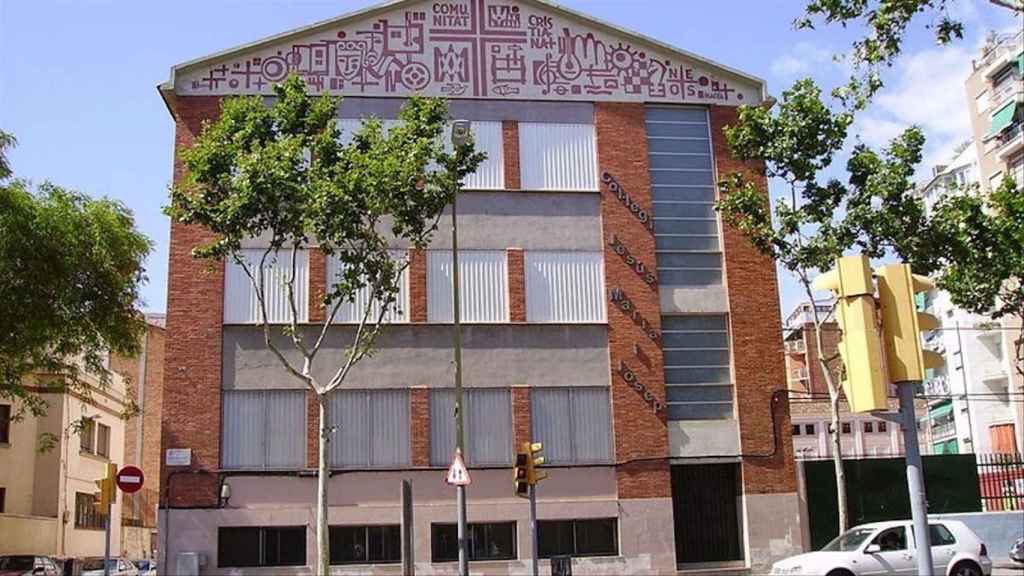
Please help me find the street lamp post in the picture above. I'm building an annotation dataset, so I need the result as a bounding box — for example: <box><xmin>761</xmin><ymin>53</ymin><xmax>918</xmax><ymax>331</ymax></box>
<box><xmin>450</xmin><ymin>120</ymin><xmax>471</xmax><ymax>576</ymax></box>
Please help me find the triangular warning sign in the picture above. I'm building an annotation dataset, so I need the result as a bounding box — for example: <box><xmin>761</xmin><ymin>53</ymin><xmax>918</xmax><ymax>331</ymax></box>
<box><xmin>446</xmin><ymin>451</ymin><xmax>471</xmax><ymax>486</ymax></box>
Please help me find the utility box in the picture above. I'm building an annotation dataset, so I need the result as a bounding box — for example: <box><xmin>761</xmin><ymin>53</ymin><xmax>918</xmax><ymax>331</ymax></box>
<box><xmin>175</xmin><ymin>552</ymin><xmax>204</xmax><ymax>576</ymax></box>
<box><xmin>551</xmin><ymin>555</ymin><xmax>572</xmax><ymax>576</ymax></box>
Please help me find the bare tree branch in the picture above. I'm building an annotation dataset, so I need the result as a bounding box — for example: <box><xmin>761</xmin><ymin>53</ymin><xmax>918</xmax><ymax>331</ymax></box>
<box><xmin>989</xmin><ymin>0</ymin><xmax>1023</xmax><ymax>12</ymax></box>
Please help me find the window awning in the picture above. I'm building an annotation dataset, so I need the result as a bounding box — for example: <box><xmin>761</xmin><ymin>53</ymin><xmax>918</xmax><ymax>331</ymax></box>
<box><xmin>986</xmin><ymin>101</ymin><xmax>1018</xmax><ymax>138</ymax></box>
<box><xmin>1018</xmin><ymin>51</ymin><xmax>1024</xmax><ymax>75</ymax></box>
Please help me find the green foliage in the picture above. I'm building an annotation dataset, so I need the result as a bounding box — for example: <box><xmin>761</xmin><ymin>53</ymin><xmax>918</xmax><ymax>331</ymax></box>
<box><xmin>166</xmin><ymin>74</ymin><xmax>484</xmax><ymax>368</ymax></box>
<box><xmin>716</xmin><ymin>79</ymin><xmax>935</xmax><ymax>277</ymax></box>
<box><xmin>931</xmin><ymin>176</ymin><xmax>1024</xmax><ymax>372</ymax></box>
<box><xmin>0</xmin><ymin>132</ymin><xmax>153</xmax><ymax>417</ymax></box>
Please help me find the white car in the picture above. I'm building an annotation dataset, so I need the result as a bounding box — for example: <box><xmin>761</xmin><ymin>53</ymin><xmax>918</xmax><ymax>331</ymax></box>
<box><xmin>771</xmin><ymin>519</ymin><xmax>992</xmax><ymax>576</ymax></box>
<box><xmin>79</xmin><ymin>557</ymin><xmax>139</xmax><ymax>576</ymax></box>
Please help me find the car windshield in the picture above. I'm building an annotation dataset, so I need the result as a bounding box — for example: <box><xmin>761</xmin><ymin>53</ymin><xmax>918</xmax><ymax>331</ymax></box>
<box><xmin>0</xmin><ymin>557</ymin><xmax>35</xmax><ymax>570</ymax></box>
<box><xmin>822</xmin><ymin>527</ymin><xmax>877</xmax><ymax>552</ymax></box>
<box><xmin>80</xmin><ymin>558</ymin><xmax>116</xmax><ymax>570</ymax></box>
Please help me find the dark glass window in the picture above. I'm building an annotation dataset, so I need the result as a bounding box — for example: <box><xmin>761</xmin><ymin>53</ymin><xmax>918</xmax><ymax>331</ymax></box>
<box><xmin>791</xmin><ymin>425</ymin><xmax>801</xmax><ymax>436</ymax></box>
<box><xmin>218</xmin><ymin>526</ymin><xmax>305</xmax><ymax>567</ymax></box>
<box><xmin>841</xmin><ymin>422</ymin><xmax>852</xmax><ymax>434</ymax></box>
<box><xmin>0</xmin><ymin>487</ymin><xmax>6</xmax><ymax>513</ymax></box>
<box><xmin>432</xmin><ymin>522</ymin><xmax>516</xmax><ymax>562</ymax></box>
<box><xmin>539</xmin><ymin>518</ymin><xmax>618</xmax><ymax>558</ymax></box>
<box><xmin>0</xmin><ymin>404</ymin><xmax>11</xmax><ymax>443</ymax></box>
<box><xmin>74</xmin><ymin>492</ymin><xmax>104</xmax><ymax>529</ymax></box>
<box><xmin>330</xmin><ymin>525</ymin><xmax>400</xmax><ymax>564</ymax></box>
<box><xmin>910</xmin><ymin>524</ymin><xmax>958</xmax><ymax>547</ymax></box>
<box><xmin>97</xmin><ymin>423</ymin><xmax>110</xmax><ymax>458</ymax></box>
<box><xmin>863</xmin><ymin>421</ymin><xmax>874</xmax><ymax>433</ymax></box>
<box><xmin>878</xmin><ymin>421</ymin><xmax>888</xmax><ymax>433</ymax></box>
<box><xmin>80</xmin><ymin>419</ymin><xmax>95</xmax><ymax>453</ymax></box>
<box><xmin>805</xmin><ymin>424</ymin><xmax>816</xmax><ymax>435</ymax></box>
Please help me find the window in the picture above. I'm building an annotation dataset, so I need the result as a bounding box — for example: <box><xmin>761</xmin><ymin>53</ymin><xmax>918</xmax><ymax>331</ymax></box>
<box><xmin>863</xmin><ymin>421</ymin><xmax>874</xmax><ymax>434</ymax></box>
<box><xmin>792</xmin><ymin>425</ymin><xmax>801</xmax><ymax>436</ymax></box>
<box><xmin>871</xmin><ymin>526</ymin><xmax>907</xmax><ymax>551</ymax></box>
<box><xmin>218</xmin><ymin>526</ymin><xmax>306</xmax><ymax>568</ymax></box>
<box><xmin>430</xmin><ymin>389</ymin><xmax>512</xmax><ymax>466</ymax></box>
<box><xmin>223</xmin><ymin>248</ymin><xmax>309</xmax><ymax>324</ymax></box>
<box><xmin>80</xmin><ymin>419</ymin><xmax>95</xmax><ymax>454</ymax></box>
<box><xmin>427</xmin><ymin>250</ymin><xmax>508</xmax><ymax>323</ymax></box>
<box><xmin>531</xmin><ymin>388</ymin><xmax>612</xmax><ymax>464</ymax></box>
<box><xmin>330</xmin><ymin>525</ymin><xmax>401</xmax><ymax>564</ymax></box>
<box><xmin>538</xmin><ymin>518</ymin><xmax>618</xmax><ymax>558</ymax></box>
<box><xmin>645</xmin><ymin>107</ymin><xmax>722</xmax><ymax>286</ymax></box>
<box><xmin>878</xmin><ymin>421</ymin><xmax>888</xmax><ymax>433</ymax></box>
<box><xmin>0</xmin><ymin>487</ymin><xmax>5</xmax><ymax>513</ymax></box>
<box><xmin>989</xmin><ymin>171</ymin><xmax>1004</xmax><ymax>192</ymax></box>
<box><xmin>929</xmin><ymin>524</ymin><xmax>957</xmax><ymax>546</ymax></box>
<box><xmin>661</xmin><ymin>315</ymin><xmax>733</xmax><ymax>420</ymax></box>
<box><xmin>524</xmin><ymin>252</ymin><xmax>606</xmax><ymax>323</ymax></box>
<box><xmin>432</xmin><ymin>522</ymin><xmax>517</xmax><ymax>562</ymax></box>
<box><xmin>221</xmin><ymin>390</ymin><xmax>306</xmax><ymax>469</ymax></box>
<box><xmin>328</xmin><ymin>390</ymin><xmax>410</xmax><ymax>467</ymax></box>
<box><xmin>0</xmin><ymin>404</ymin><xmax>10</xmax><ymax>443</ymax></box>
<box><xmin>976</xmin><ymin>89</ymin><xmax>990</xmax><ymax>113</ymax></box>
<box><xmin>457</xmin><ymin>121</ymin><xmax>504</xmax><ymax>190</ymax></box>
<box><xmin>75</xmin><ymin>492</ymin><xmax>104</xmax><ymax>529</ymax></box>
<box><xmin>327</xmin><ymin>251</ymin><xmax>410</xmax><ymax>324</ymax></box>
<box><xmin>805</xmin><ymin>424</ymin><xmax>816</xmax><ymax>435</ymax></box>
<box><xmin>841</xmin><ymin>422</ymin><xmax>852</xmax><ymax>435</ymax></box>
<box><xmin>518</xmin><ymin>123</ymin><xmax>598</xmax><ymax>191</ymax></box>
<box><xmin>96</xmin><ymin>423</ymin><xmax>110</xmax><ymax>458</ymax></box>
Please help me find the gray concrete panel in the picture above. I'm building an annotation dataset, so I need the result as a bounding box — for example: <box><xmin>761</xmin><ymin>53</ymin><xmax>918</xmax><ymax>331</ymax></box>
<box><xmin>660</xmin><ymin>284</ymin><xmax>730</xmax><ymax>314</ymax></box>
<box><xmin>223</xmin><ymin>324</ymin><xmax>610</xmax><ymax>390</ymax></box>
<box><xmin>334</xmin><ymin>97</ymin><xmax>594</xmax><ymax>123</ymax></box>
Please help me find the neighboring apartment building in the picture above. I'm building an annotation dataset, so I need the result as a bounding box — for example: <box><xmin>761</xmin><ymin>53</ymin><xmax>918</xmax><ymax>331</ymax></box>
<box><xmin>917</xmin><ymin>145</ymin><xmax>1022</xmax><ymax>455</ymax></box>
<box><xmin>0</xmin><ymin>316</ymin><xmax>165</xmax><ymax>560</ymax></box>
<box><xmin>156</xmin><ymin>1</ymin><xmax>802</xmax><ymax>573</ymax></box>
<box><xmin>784</xmin><ymin>302</ymin><xmax>930</xmax><ymax>459</ymax></box>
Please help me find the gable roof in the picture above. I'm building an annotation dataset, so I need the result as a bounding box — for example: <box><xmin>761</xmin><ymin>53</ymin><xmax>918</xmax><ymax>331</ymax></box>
<box><xmin>162</xmin><ymin>0</ymin><xmax>766</xmax><ymax>105</ymax></box>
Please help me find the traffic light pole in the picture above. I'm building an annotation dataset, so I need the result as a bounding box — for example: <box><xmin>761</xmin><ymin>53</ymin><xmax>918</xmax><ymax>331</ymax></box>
<box><xmin>529</xmin><ymin>484</ymin><xmax>538</xmax><ymax>576</ymax></box>
<box><xmin>104</xmin><ymin>495</ymin><xmax>112</xmax><ymax>576</ymax></box>
<box><xmin>451</xmin><ymin>157</ymin><xmax>469</xmax><ymax>576</ymax></box>
<box><xmin>897</xmin><ymin>382</ymin><xmax>934</xmax><ymax>575</ymax></box>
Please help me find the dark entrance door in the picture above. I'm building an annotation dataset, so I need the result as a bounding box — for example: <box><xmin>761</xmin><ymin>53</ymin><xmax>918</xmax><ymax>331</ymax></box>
<box><xmin>671</xmin><ymin>463</ymin><xmax>743</xmax><ymax>564</ymax></box>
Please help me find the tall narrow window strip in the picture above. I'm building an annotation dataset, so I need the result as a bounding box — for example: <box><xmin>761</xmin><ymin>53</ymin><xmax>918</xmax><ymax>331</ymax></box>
<box><xmin>645</xmin><ymin>107</ymin><xmax>723</xmax><ymax>286</ymax></box>
<box><xmin>224</xmin><ymin>248</ymin><xmax>309</xmax><ymax>324</ymax></box>
<box><xmin>525</xmin><ymin>252</ymin><xmax>606</xmax><ymax>323</ymax></box>
<box><xmin>429</xmin><ymin>389</ymin><xmax>512</xmax><ymax>466</ymax></box>
<box><xmin>661</xmin><ymin>314</ymin><xmax>734</xmax><ymax>420</ymax></box>
<box><xmin>426</xmin><ymin>250</ymin><xmax>508</xmax><ymax>323</ymax></box>
<box><xmin>326</xmin><ymin>251</ymin><xmax>410</xmax><ymax>324</ymax></box>
<box><xmin>329</xmin><ymin>389</ymin><xmax>410</xmax><ymax>468</ymax></box>
<box><xmin>222</xmin><ymin>390</ymin><xmax>305</xmax><ymax>469</ymax></box>
<box><xmin>519</xmin><ymin>123</ymin><xmax>598</xmax><ymax>191</ymax></box>
<box><xmin>0</xmin><ymin>404</ymin><xmax>12</xmax><ymax>444</ymax></box>
<box><xmin>97</xmin><ymin>423</ymin><xmax>110</xmax><ymax>458</ymax></box>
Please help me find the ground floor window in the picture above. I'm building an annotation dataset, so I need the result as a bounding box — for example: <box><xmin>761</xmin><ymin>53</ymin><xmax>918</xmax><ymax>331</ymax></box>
<box><xmin>330</xmin><ymin>525</ymin><xmax>401</xmax><ymax>564</ymax></box>
<box><xmin>74</xmin><ymin>492</ymin><xmax>104</xmax><ymax>530</ymax></box>
<box><xmin>218</xmin><ymin>526</ymin><xmax>306</xmax><ymax>568</ymax></box>
<box><xmin>671</xmin><ymin>463</ymin><xmax>744</xmax><ymax>564</ymax></box>
<box><xmin>432</xmin><ymin>522</ymin><xmax>516</xmax><ymax>562</ymax></box>
<box><xmin>538</xmin><ymin>518</ymin><xmax>618</xmax><ymax>558</ymax></box>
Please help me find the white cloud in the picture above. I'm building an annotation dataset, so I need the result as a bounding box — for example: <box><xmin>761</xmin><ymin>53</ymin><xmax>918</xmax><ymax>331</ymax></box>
<box><xmin>770</xmin><ymin>42</ymin><xmax>837</xmax><ymax>77</ymax></box>
<box><xmin>852</xmin><ymin>43</ymin><xmax>975</xmax><ymax>173</ymax></box>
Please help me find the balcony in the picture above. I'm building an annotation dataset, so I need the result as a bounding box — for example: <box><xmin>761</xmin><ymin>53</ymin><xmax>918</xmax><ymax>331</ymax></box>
<box><xmin>925</xmin><ymin>376</ymin><xmax>951</xmax><ymax>397</ymax></box>
<box><xmin>931</xmin><ymin>420</ymin><xmax>957</xmax><ymax>441</ymax></box>
<box><xmin>785</xmin><ymin>339</ymin><xmax>806</xmax><ymax>354</ymax></box>
<box><xmin>995</xmin><ymin>122</ymin><xmax>1023</xmax><ymax>160</ymax></box>
<box><xmin>980</xmin><ymin>31</ymin><xmax>1023</xmax><ymax>79</ymax></box>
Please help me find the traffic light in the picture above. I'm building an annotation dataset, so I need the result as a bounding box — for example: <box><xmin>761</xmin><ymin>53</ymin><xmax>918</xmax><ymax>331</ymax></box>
<box><xmin>514</xmin><ymin>451</ymin><xmax>530</xmax><ymax>498</ymax></box>
<box><xmin>875</xmin><ymin>264</ymin><xmax>944</xmax><ymax>383</ymax></box>
<box><xmin>93</xmin><ymin>462</ymin><xmax>117</xmax><ymax>514</ymax></box>
<box><xmin>813</xmin><ymin>255</ymin><xmax>888</xmax><ymax>413</ymax></box>
<box><xmin>524</xmin><ymin>442</ymin><xmax>547</xmax><ymax>485</ymax></box>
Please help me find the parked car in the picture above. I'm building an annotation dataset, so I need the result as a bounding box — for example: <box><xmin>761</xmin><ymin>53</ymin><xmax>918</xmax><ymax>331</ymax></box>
<box><xmin>78</xmin><ymin>558</ymin><xmax>138</xmax><ymax>576</ymax></box>
<box><xmin>131</xmin><ymin>560</ymin><xmax>156</xmax><ymax>576</ymax></box>
<box><xmin>771</xmin><ymin>519</ymin><xmax>992</xmax><ymax>576</ymax></box>
<box><xmin>0</xmin><ymin>556</ymin><xmax>61</xmax><ymax>576</ymax></box>
<box><xmin>1011</xmin><ymin>537</ymin><xmax>1024</xmax><ymax>564</ymax></box>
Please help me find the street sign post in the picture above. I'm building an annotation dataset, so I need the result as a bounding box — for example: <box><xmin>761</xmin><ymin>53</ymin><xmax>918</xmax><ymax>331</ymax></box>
<box><xmin>116</xmin><ymin>466</ymin><xmax>144</xmax><ymax>494</ymax></box>
<box><xmin>446</xmin><ymin>451</ymin><xmax>471</xmax><ymax>486</ymax></box>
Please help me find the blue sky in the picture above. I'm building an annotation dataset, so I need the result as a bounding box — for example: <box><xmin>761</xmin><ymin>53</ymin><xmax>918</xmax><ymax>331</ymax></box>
<box><xmin>0</xmin><ymin>0</ymin><xmax>1018</xmax><ymax>316</ymax></box>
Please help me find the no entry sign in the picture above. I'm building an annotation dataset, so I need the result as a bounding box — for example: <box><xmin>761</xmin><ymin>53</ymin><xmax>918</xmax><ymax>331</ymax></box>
<box><xmin>116</xmin><ymin>465</ymin><xmax>144</xmax><ymax>493</ymax></box>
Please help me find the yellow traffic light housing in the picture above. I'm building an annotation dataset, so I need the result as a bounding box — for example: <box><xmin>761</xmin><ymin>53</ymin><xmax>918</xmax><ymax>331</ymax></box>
<box><xmin>94</xmin><ymin>462</ymin><xmax>117</xmax><ymax>513</ymax></box>
<box><xmin>875</xmin><ymin>264</ymin><xmax>944</xmax><ymax>383</ymax></box>
<box><xmin>813</xmin><ymin>255</ymin><xmax>888</xmax><ymax>413</ymax></box>
<box><xmin>524</xmin><ymin>442</ymin><xmax>547</xmax><ymax>485</ymax></box>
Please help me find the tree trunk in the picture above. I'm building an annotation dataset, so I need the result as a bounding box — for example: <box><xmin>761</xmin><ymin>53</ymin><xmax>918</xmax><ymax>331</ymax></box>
<box><xmin>829</xmin><ymin>391</ymin><xmax>849</xmax><ymax>533</ymax></box>
<box><xmin>317</xmin><ymin>394</ymin><xmax>330</xmax><ymax>575</ymax></box>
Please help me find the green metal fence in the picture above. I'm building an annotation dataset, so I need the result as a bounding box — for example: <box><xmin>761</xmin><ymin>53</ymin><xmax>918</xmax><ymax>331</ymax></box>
<box><xmin>803</xmin><ymin>454</ymin><xmax>982</xmax><ymax>550</ymax></box>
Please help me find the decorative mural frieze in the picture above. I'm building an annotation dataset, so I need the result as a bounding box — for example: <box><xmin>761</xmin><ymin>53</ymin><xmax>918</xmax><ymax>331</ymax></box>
<box><xmin>174</xmin><ymin>0</ymin><xmax>759</xmax><ymax>104</ymax></box>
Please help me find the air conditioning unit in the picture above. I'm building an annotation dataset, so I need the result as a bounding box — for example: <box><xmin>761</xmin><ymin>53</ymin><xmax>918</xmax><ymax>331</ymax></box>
<box><xmin>176</xmin><ymin>552</ymin><xmax>205</xmax><ymax>576</ymax></box>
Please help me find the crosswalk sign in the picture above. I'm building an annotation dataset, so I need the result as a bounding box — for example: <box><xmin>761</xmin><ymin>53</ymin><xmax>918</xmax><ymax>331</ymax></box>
<box><xmin>446</xmin><ymin>451</ymin><xmax>471</xmax><ymax>486</ymax></box>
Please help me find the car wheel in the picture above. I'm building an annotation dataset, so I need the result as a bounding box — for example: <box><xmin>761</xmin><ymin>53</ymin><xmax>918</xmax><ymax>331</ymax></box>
<box><xmin>826</xmin><ymin>570</ymin><xmax>855</xmax><ymax>576</ymax></box>
<box><xmin>950</xmin><ymin>560</ymin><xmax>982</xmax><ymax>576</ymax></box>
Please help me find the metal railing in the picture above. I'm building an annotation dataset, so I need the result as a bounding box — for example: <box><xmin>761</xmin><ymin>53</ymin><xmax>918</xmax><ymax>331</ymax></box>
<box><xmin>977</xmin><ymin>452</ymin><xmax>1024</xmax><ymax>511</ymax></box>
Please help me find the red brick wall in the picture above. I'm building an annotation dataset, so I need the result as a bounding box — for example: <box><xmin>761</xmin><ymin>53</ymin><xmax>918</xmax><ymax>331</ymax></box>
<box><xmin>502</xmin><ymin>120</ymin><xmax>521</xmax><ymax>190</ymax></box>
<box><xmin>161</xmin><ymin>95</ymin><xmax>224</xmax><ymax>507</ymax></box>
<box><xmin>595</xmin><ymin>102</ymin><xmax>671</xmax><ymax>499</ymax></box>
<box><xmin>308</xmin><ymin>247</ymin><xmax>327</xmax><ymax>323</ymax></box>
<box><xmin>512</xmin><ymin>386</ymin><xmax>531</xmax><ymax>450</ymax></box>
<box><xmin>507</xmin><ymin>248</ymin><xmax>526</xmax><ymax>322</ymax></box>
<box><xmin>410</xmin><ymin>387</ymin><xmax>431</xmax><ymax>466</ymax></box>
<box><xmin>711</xmin><ymin>105</ymin><xmax>797</xmax><ymax>495</ymax></box>
<box><xmin>408</xmin><ymin>248</ymin><xmax>428</xmax><ymax>323</ymax></box>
